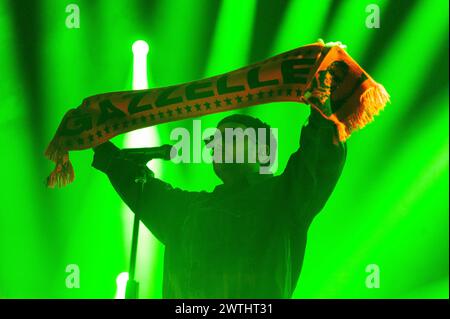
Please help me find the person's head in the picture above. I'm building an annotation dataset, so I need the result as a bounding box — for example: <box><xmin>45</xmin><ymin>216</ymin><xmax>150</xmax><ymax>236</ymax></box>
<box><xmin>328</xmin><ymin>60</ymin><xmax>349</xmax><ymax>92</ymax></box>
<box><xmin>204</xmin><ymin>114</ymin><xmax>277</xmax><ymax>184</ymax></box>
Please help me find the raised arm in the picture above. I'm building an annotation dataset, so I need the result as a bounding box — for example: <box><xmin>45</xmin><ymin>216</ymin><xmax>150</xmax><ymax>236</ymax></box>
<box><xmin>91</xmin><ymin>141</ymin><xmax>194</xmax><ymax>244</ymax></box>
<box><xmin>280</xmin><ymin>101</ymin><xmax>347</xmax><ymax>226</ymax></box>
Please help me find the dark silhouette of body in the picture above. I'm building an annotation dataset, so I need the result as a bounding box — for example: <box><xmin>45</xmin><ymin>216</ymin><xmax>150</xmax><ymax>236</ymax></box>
<box><xmin>92</xmin><ymin>89</ymin><xmax>347</xmax><ymax>298</ymax></box>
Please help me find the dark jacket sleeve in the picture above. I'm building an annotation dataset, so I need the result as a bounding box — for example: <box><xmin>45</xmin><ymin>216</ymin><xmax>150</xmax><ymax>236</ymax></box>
<box><xmin>91</xmin><ymin>141</ymin><xmax>192</xmax><ymax>244</ymax></box>
<box><xmin>280</xmin><ymin>108</ymin><xmax>347</xmax><ymax>225</ymax></box>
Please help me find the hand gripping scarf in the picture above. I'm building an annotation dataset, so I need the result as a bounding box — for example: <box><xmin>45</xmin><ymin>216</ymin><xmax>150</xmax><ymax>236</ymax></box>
<box><xmin>45</xmin><ymin>41</ymin><xmax>390</xmax><ymax>188</ymax></box>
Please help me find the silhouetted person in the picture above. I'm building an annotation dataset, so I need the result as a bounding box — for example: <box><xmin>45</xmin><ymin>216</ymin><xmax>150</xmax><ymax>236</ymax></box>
<box><xmin>92</xmin><ymin>74</ymin><xmax>347</xmax><ymax>298</ymax></box>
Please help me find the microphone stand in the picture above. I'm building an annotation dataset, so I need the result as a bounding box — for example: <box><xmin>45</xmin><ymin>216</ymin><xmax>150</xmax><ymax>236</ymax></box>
<box><xmin>125</xmin><ymin>162</ymin><xmax>149</xmax><ymax>299</ymax></box>
<box><xmin>119</xmin><ymin>145</ymin><xmax>172</xmax><ymax>299</ymax></box>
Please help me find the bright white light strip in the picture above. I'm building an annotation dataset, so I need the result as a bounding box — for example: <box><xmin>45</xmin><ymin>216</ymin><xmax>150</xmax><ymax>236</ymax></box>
<box><xmin>114</xmin><ymin>272</ymin><xmax>129</xmax><ymax>299</ymax></box>
<box><xmin>115</xmin><ymin>40</ymin><xmax>161</xmax><ymax>299</ymax></box>
<box><xmin>132</xmin><ymin>40</ymin><xmax>149</xmax><ymax>90</ymax></box>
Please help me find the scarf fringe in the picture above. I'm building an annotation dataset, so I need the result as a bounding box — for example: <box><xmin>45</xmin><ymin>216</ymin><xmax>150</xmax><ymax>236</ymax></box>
<box><xmin>44</xmin><ymin>140</ymin><xmax>74</xmax><ymax>188</ymax></box>
<box><xmin>332</xmin><ymin>82</ymin><xmax>391</xmax><ymax>141</ymax></box>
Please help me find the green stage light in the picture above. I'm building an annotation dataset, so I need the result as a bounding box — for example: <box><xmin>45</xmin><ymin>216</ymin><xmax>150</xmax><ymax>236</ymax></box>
<box><xmin>0</xmin><ymin>0</ymin><xmax>447</xmax><ymax>299</ymax></box>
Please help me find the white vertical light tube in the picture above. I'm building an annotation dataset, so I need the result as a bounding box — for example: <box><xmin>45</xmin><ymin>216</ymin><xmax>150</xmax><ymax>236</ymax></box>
<box><xmin>115</xmin><ymin>40</ymin><xmax>161</xmax><ymax>299</ymax></box>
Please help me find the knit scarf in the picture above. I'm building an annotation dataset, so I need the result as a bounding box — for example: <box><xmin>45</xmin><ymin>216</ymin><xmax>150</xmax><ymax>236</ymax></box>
<box><xmin>45</xmin><ymin>41</ymin><xmax>390</xmax><ymax>188</ymax></box>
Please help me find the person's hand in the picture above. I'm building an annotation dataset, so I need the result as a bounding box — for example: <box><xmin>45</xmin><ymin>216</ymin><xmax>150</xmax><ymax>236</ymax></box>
<box><xmin>302</xmin><ymin>69</ymin><xmax>332</xmax><ymax>116</ymax></box>
<box><xmin>93</xmin><ymin>141</ymin><xmax>117</xmax><ymax>153</ymax></box>
<box><xmin>304</xmin><ymin>89</ymin><xmax>332</xmax><ymax>117</ymax></box>
<box><xmin>317</xmin><ymin>38</ymin><xmax>347</xmax><ymax>50</ymax></box>
<box><xmin>91</xmin><ymin>141</ymin><xmax>120</xmax><ymax>173</ymax></box>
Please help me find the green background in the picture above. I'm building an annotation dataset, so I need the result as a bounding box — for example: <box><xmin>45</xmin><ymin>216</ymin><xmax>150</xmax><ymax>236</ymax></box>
<box><xmin>0</xmin><ymin>0</ymin><xmax>448</xmax><ymax>298</ymax></box>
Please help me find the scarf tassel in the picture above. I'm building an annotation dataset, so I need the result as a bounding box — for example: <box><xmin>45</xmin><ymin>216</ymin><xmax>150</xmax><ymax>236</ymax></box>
<box><xmin>45</xmin><ymin>139</ymin><xmax>74</xmax><ymax>188</ymax></box>
<box><xmin>331</xmin><ymin>82</ymin><xmax>391</xmax><ymax>141</ymax></box>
